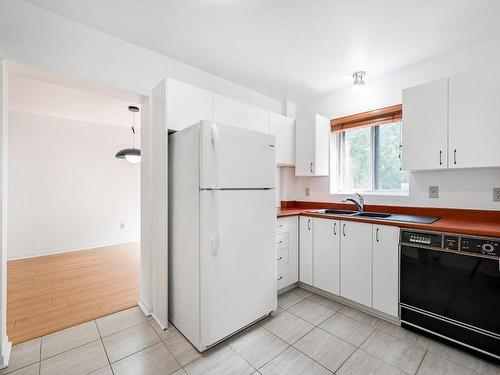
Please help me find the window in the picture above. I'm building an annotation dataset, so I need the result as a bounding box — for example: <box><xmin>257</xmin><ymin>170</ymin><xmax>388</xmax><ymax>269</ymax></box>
<box><xmin>330</xmin><ymin>105</ymin><xmax>408</xmax><ymax>194</ymax></box>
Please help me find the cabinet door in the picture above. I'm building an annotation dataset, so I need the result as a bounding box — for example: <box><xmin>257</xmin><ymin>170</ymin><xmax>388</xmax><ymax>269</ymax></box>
<box><xmin>449</xmin><ymin>69</ymin><xmax>500</xmax><ymax>168</ymax></box>
<box><xmin>299</xmin><ymin>216</ymin><xmax>313</xmax><ymax>285</ymax></box>
<box><xmin>269</xmin><ymin>112</ymin><xmax>295</xmax><ymax>166</ymax></box>
<box><xmin>372</xmin><ymin>225</ymin><xmax>399</xmax><ymax>317</ymax></box>
<box><xmin>314</xmin><ymin>114</ymin><xmax>330</xmax><ymax>176</ymax></box>
<box><xmin>313</xmin><ymin>218</ymin><xmax>340</xmax><ymax>295</ymax></box>
<box><xmin>340</xmin><ymin>221</ymin><xmax>372</xmax><ymax>307</ymax></box>
<box><xmin>295</xmin><ymin>115</ymin><xmax>315</xmax><ymax>176</ymax></box>
<box><xmin>213</xmin><ymin>94</ymin><xmax>269</xmax><ymax>133</ymax></box>
<box><xmin>402</xmin><ymin>78</ymin><xmax>448</xmax><ymax>171</ymax></box>
<box><xmin>295</xmin><ymin>114</ymin><xmax>330</xmax><ymax>176</ymax></box>
<box><xmin>167</xmin><ymin>79</ymin><xmax>213</xmax><ymax>131</ymax></box>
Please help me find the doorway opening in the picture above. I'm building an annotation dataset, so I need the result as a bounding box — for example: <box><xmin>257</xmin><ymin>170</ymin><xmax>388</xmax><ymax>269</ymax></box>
<box><xmin>6</xmin><ymin>64</ymin><xmax>146</xmax><ymax>344</ymax></box>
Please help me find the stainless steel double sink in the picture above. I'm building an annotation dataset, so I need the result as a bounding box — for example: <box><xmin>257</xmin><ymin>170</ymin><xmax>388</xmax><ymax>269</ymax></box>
<box><xmin>307</xmin><ymin>209</ymin><xmax>392</xmax><ymax>219</ymax></box>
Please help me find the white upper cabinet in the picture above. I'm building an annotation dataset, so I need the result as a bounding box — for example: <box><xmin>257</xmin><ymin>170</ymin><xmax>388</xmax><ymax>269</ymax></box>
<box><xmin>402</xmin><ymin>78</ymin><xmax>448</xmax><ymax>171</ymax></box>
<box><xmin>340</xmin><ymin>220</ymin><xmax>372</xmax><ymax>307</ymax></box>
<box><xmin>299</xmin><ymin>216</ymin><xmax>313</xmax><ymax>286</ymax></box>
<box><xmin>313</xmin><ymin>218</ymin><xmax>340</xmax><ymax>295</ymax></box>
<box><xmin>213</xmin><ymin>94</ymin><xmax>269</xmax><ymax>133</ymax></box>
<box><xmin>449</xmin><ymin>68</ymin><xmax>500</xmax><ymax>168</ymax></box>
<box><xmin>269</xmin><ymin>112</ymin><xmax>295</xmax><ymax>166</ymax></box>
<box><xmin>372</xmin><ymin>225</ymin><xmax>399</xmax><ymax>317</ymax></box>
<box><xmin>167</xmin><ymin>78</ymin><xmax>213</xmax><ymax>131</ymax></box>
<box><xmin>295</xmin><ymin>114</ymin><xmax>330</xmax><ymax>176</ymax></box>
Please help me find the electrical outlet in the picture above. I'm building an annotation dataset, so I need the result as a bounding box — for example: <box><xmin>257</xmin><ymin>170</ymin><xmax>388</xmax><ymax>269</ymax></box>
<box><xmin>493</xmin><ymin>188</ymin><xmax>500</xmax><ymax>202</ymax></box>
<box><xmin>120</xmin><ymin>223</ymin><xmax>125</xmax><ymax>229</ymax></box>
<box><xmin>429</xmin><ymin>186</ymin><xmax>439</xmax><ymax>199</ymax></box>
<box><xmin>305</xmin><ymin>187</ymin><xmax>310</xmax><ymax>197</ymax></box>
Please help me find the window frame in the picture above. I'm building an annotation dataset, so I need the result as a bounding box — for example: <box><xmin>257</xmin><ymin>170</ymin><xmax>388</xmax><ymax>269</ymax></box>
<box><xmin>329</xmin><ymin>105</ymin><xmax>408</xmax><ymax>195</ymax></box>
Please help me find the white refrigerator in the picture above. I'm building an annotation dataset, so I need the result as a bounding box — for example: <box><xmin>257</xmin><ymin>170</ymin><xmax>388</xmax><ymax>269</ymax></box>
<box><xmin>168</xmin><ymin>121</ymin><xmax>277</xmax><ymax>351</ymax></box>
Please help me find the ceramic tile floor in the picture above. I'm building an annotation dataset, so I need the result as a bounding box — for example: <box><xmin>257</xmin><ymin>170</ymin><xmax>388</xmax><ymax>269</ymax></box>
<box><xmin>1</xmin><ymin>288</ymin><xmax>499</xmax><ymax>375</ymax></box>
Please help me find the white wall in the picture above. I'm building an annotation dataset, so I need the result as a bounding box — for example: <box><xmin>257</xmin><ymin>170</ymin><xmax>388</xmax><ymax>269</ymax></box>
<box><xmin>8</xmin><ymin>110</ymin><xmax>140</xmax><ymax>259</ymax></box>
<box><xmin>291</xmin><ymin>36</ymin><xmax>500</xmax><ymax>210</ymax></box>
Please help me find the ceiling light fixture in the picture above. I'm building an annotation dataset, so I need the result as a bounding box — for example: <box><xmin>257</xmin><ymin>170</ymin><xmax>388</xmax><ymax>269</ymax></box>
<box><xmin>115</xmin><ymin>105</ymin><xmax>141</xmax><ymax>164</ymax></box>
<box><xmin>352</xmin><ymin>71</ymin><xmax>366</xmax><ymax>88</ymax></box>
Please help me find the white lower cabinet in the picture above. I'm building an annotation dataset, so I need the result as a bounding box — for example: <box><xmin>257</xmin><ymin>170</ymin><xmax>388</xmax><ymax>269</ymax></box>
<box><xmin>276</xmin><ymin>217</ymin><xmax>298</xmax><ymax>290</ymax></box>
<box><xmin>340</xmin><ymin>221</ymin><xmax>373</xmax><ymax>307</ymax></box>
<box><xmin>313</xmin><ymin>218</ymin><xmax>340</xmax><ymax>295</ymax></box>
<box><xmin>372</xmin><ymin>225</ymin><xmax>400</xmax><ymax>317</ymax></box>
<box><xmin>299</xmin><ymin>216</ymin><xmax>313</xmax><ymax>285</ymax></box>
<box><xmin>287</xmin><ymin>215</ymin><xmax>399</xmax><ymax>318</ymax></box>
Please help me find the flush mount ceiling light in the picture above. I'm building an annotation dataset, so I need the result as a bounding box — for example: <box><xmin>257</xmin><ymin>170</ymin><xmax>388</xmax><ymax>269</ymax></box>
<box><xmin>352</xmin><ymin>71</ymin><xmax>366</xmax><ymax>88</ymax></box>
<box><xmin>115</xmin><ymin>105</ymin><xmax>141</xmax><ymax>164</ymax></box>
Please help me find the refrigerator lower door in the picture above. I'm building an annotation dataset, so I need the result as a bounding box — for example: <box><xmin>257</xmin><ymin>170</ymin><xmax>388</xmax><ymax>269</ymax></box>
<box><xmin>200</xmin><ymin>189</ymin><xmax>277</xmax><ymax>348</ymax></box>
<box><xmin>200</xmin><ymin>121</ymin><xmax>276</xmax><ymax>189</ymax></box>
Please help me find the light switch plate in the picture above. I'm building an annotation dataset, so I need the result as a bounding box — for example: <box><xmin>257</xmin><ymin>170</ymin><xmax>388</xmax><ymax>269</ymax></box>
<box><xmin>429</xmin><ymin>186</ymin><xmax>439</xmax><ymax>198</ymax></box>
<box><xmin>305</xmin><ymin>187</ymin><xmax>310</xmax><ymax>197</ymax></box>
<box><xmin>493</xmin><ymin>188</ymin><xmax>500</xmax><ymax>202</ymax></box>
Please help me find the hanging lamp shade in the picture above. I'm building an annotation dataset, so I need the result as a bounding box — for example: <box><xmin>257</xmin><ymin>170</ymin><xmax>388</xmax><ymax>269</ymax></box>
<box><xmin>116</xmin><ymin>106</ymin><xmax>141</xmax><ymax>163</ymax></box>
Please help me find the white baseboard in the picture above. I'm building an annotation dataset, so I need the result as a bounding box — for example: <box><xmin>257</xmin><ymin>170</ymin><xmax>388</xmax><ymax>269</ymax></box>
<box><xmin>0</xmin><ymin>338</ymin><xmax>12</xmax><ymax>370</ymax></box>
<box><xmin>138</xmin><ymin>298</ymin><xmax>152</xmax><ymax>317</ymax></box>
<box><xmin>151</xmin><ymin>313</ymin><xmax>166</xmax><ymax>331</ymax></box>
<box><xmin>8</xmin><ymin>239</ymin><xmax>140</xmax><ymax>260</ymax></box>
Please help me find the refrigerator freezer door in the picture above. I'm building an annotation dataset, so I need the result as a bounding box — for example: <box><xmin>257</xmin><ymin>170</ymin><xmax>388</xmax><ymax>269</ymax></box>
<box><xmin>200</xmin><ymin>189</ymin><xmax>277</xmax><ymax>348</ymax></box>
<box><xmin>200</xmin><ymin>121</ymin><xmax>276</xmax><ymax>189</ymax></box>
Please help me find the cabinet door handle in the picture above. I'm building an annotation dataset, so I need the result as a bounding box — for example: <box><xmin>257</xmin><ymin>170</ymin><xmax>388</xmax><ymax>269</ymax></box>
<box><xmin>277</xmin><ymin>256</ymin><xmax>283</xmax><ymax>260</ymax></box>
<box><xmin>307</xmin><ymin>218</ymin><xmax>311</xmax><ymax>231</ymax></box>
<box><xmin>376</xmin><ymin>227</ymin><xmax>379</xmax><ymax>242</ymax></box>
<box><xmin>342</xmin><ymin>223</ymin><xmax>346</xmax><ymax>237</ymax></box>
<box><xmin>439</xmin><ymin>150</ymin><xmax>442</xmax><ymax>166</ymax></box>
<box><xmin>310</xmin><ymin>162</ymin><xmax>313</xmax><ymax>173</ymax></box>
<box><xmin>333</xmin><ymin>222</ymin><xmax>337</xmax><ymax>236</ymax></box>
<box><xmin>454</xmin><ymin>149</ymin><xmax>457</xmax><ymax>165</ymax></box>
<box><xmin>277</xmin><ymin>276</ymin><xmax>283</xmax><ymax>281</ymax></box>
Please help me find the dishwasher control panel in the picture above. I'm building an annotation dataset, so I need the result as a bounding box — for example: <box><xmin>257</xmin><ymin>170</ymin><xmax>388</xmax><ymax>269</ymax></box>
<box><xmin>400</xmin><ymin>230</ymin><xmax>500</xmax><ymax>258</ymax></box>
<box><xmin>461</xmin><ymin>237</ymin><xmax>499</xmax><ymax>257</ymax></box>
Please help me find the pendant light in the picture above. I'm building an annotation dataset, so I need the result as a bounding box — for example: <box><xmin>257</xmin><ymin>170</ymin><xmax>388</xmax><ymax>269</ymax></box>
<box><xmin>115</xmin><ymin>106</ymin><xmax>141</xmax><ymax>164</ymax></box>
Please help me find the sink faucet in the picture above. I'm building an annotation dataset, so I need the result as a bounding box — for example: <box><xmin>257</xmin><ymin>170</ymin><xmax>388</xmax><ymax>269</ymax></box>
<box><xmin>342</xmin><ymin>193</ymin><xmax>364</xmax><ymax>212</ymax></box>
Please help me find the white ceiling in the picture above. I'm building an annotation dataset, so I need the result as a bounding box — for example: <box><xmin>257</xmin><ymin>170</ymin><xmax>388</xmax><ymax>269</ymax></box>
<box><xmin>24</xmin><ymin>0</ymin><xmax>500</xmax><ymax>101</ymax></box>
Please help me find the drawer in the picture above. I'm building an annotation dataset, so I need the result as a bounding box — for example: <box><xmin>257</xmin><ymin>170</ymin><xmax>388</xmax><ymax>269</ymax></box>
<box><xmin>276</xmin><ymin>233</ymin><xmax>289</xmax><ymax>249</ymax></box>
<box><xmin>276</xmin><ymin>221</ymin><xmax>290</xmax><ymax>234</ymax></box>
<box><xmin>277</xmin><ymin>248</ymin><xmax>289</xmax><ymax>266</ymax></box>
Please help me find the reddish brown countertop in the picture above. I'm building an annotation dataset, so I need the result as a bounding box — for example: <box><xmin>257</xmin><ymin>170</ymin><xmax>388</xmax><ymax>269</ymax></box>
<box><xmin>277</xmin><ymin>202</ymin><xmax>500</xmax><ymax>238</ymax></box>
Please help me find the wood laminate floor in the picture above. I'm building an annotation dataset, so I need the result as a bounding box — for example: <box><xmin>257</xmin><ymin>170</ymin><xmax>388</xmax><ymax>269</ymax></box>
<box><xmin>7</xmin><ymin>242</ymin><xmax>140</xmax><ymax>344</ymax></box>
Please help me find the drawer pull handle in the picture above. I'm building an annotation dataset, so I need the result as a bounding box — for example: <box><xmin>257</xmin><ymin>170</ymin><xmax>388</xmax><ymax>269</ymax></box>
<box><xmin>277</xmin><ymin>276</ymin><xmax>283</xmax><ymax>281</ymax></box>
<box><xmin>277</xmin><ymin>224</ymin><xmax>283</xmax><ymax>227</ymax></box>
<box><xmin>278</xmin><ymin>240</ymin><xmax>283</xmax><ymax>244</ymax></box>
<box><xmin>277</xmin><ymin>256</ymin><xmax>283</xmax><ymax>260</ymax></box>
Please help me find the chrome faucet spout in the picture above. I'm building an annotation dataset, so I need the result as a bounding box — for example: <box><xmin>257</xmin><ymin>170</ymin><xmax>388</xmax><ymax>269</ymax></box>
<box><xmin>342</xmin><ymin>194</ymin><xmax>364</xmax><ymax>212</ymax></box>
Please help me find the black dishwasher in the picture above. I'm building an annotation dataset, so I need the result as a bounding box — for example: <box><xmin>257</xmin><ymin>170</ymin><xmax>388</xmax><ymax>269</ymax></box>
<box><xmin>399</xmin><ymin>229</ymin><xmax>500</xmax><ymax>360</ymax></box>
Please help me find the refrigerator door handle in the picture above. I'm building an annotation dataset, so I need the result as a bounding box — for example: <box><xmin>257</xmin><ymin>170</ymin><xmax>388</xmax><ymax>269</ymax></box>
<box><xmin>210</xmin><ymin>190</ymin><xmax>220</xmax><ymax>257</ymax></box>
<box><xmin>210</xmin><ymin>122</ymin><xmax>220</xmax><ymax>189</ymax></box>
<box><xmin>210</xmin><ymin>122</ymin><xmax>219</xmax><ymax>145</ymax></box>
